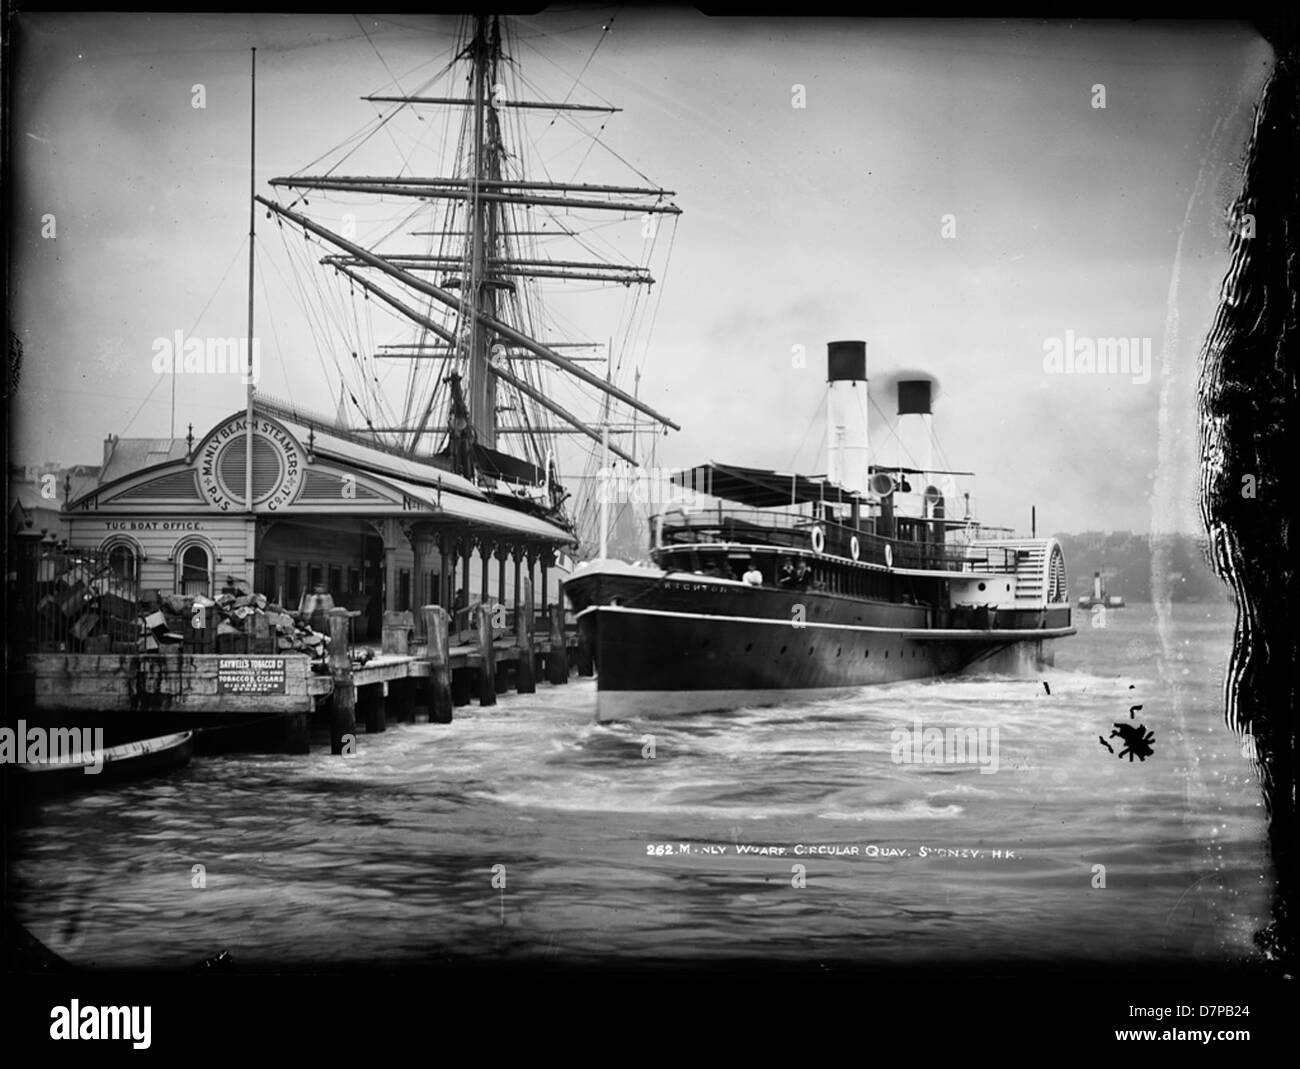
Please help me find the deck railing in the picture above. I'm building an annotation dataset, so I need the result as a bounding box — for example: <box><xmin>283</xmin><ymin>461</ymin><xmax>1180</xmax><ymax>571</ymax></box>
<box><xmin>650</xmin><ymin>507</ymin><xmax>1020</xmax><ymax>574</ymax></box>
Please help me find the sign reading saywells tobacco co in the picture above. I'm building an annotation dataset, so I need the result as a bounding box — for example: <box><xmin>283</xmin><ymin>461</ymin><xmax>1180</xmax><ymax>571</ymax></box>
<box><xmin>216</xmin><ymin>657</ymin><xmax>287</xmax><ymax>695</ymax></box>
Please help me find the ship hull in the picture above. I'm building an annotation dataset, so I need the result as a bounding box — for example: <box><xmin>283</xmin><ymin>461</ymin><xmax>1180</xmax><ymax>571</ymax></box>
<box><xmin>567</xmin><ymin>567</ymin><xmax>1072</xmax><ymax>721</ymax></box>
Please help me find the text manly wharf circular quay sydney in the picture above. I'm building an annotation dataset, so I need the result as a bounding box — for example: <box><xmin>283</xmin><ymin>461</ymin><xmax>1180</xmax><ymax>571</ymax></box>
<box><xmin>645</xmin><ymin>843</ymin><xmax>1020</xmax><ymax>859</ymax></box>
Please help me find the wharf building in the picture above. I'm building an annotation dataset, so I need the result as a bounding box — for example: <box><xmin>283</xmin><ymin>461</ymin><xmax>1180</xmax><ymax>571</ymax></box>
<box><xmin>61</xmin><ymin>400</ymin><xmax>577</xmax><ymax>642</ymax></box>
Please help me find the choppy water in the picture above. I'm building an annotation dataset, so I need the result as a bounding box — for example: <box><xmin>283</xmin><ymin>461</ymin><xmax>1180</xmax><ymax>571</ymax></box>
<box><xmin>8</xmin><ymin>599</ymin><xmax>1272</xmax><ymax>968</ymax></box>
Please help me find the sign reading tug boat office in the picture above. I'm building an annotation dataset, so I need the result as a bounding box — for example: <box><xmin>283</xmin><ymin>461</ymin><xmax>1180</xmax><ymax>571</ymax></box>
<box><xmin>217</xmin><ymin>657</ymin><xmax>288</xmax><ymax>695</ymax></box>
<box><xmin>198</xmin><ymin>416</ymin><xmax>304</xmax><ymax>511</ymax></box>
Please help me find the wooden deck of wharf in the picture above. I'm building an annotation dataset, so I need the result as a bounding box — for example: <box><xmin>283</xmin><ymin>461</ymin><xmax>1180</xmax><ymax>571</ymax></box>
<box><xmin>15</xmin><ymin>580</ymin><xmax>597</xmax><ymax>758</ymax></box>
<box><xmin>321</xmin><ymin>580</ymin><xmax>596</xmax><ymax>755</ymax></box>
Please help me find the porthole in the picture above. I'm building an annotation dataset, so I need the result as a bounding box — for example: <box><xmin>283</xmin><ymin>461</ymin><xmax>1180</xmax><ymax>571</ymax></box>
<box><xmin>978</xmin><ymin>582</ymin><xmax>987</xmax><ymax>592</ymax></box>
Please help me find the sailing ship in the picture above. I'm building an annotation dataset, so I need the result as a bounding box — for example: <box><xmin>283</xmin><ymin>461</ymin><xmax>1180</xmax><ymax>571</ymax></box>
<box><xmin>566</xmin><ymin>341</ymin><xmax>1076</xmax><ymax>720</ymax></box>
<box><xmin>257</xmin><ymin>14</ymin><xmax>681</xmax><ymax>560</ymax></box>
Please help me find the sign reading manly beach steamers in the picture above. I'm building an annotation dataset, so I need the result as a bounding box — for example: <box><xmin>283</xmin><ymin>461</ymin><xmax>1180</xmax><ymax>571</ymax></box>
<box><xmin>198</xmin><ymin>416</ymin><xmax>304</xmax><ymax>511</ymax></box>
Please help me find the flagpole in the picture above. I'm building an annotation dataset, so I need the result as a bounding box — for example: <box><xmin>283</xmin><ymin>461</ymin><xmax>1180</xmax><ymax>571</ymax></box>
<box><xmin>245</xmin><ymin>47</ymin><xmax>256</xmax><ymax>521</ymax></box>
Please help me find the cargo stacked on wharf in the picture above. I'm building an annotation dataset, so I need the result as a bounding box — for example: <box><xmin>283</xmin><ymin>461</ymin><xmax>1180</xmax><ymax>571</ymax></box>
<box><xmin>5</xmin><ymin>401</ymin><xmax>584</xmax><ymax>757</ymax></box>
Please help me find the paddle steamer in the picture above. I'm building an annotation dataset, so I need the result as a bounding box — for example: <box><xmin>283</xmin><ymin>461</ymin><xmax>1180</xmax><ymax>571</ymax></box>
<box><xmin>565</xmin><ymin>341</ymin><xmax>1075</xmax><ymax>720</ymax></box>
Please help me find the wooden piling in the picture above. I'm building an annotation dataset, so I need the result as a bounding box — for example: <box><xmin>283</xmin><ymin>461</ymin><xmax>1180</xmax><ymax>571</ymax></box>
<box><xmin>363</xmin><ymin>682</ymin><xmax>387</xmax><ymax>734</ymax></box>
<box><xmin>420</xmin><ymin>604</ymin><xmax>453</xmax><ymax>724</ymax></box>
<box><xmin>516</xmin><ymin>579</ymin><xmax>536</xmax><ymax>694</ymax></box>
<box><xmin>547</xmin><ymin>604</ymin><xmax>568</xmax><ymax>684</ymax></box>
<box><xmin>327</xmin><ymin>607</ymin><xmax>356</xmax><ymax>755</ymax></box>
<box><xmin>381</xmin><ymin>610</ymin><xmax>414</xmax><ymax>656</ymax></box>
<box><xmin>281</xmin><ymin>712</ymin><xmax>310</xmax><ymax>755</ymax></box>
<box><xmin>394</xmin><ymin>679</ymin><xmax>415</xmax><ymax>723</ymax></box>
<box><xmin>476</xmin><ymin>602</ymin><xmax>497</xmax><ymax>706</ymax></box>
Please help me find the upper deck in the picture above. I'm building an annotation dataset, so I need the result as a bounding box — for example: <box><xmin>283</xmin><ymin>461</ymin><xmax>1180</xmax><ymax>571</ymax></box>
<box><xmin>651</xmin><ymin>504</ymin><xmax>1020</xmax><ymax>575</ymax></box>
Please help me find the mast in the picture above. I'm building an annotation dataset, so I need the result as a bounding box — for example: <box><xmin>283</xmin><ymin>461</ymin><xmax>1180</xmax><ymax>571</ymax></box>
<box><xmin>600</xmin><ymin>421</ymin><xmax>610</xmax><ymax>559</ymax></box>
<box><xmin>466</xmin><ymin>14</ymin><xmax>495</xmax><ymax>449</ymax></box>
<box><xmin>259</xmin><ymin>15</ymin><xmax>681</xmax><ymax>520</ymax></box>
<box><xmin>245</xmin><ymin>47</ymin><xmax>256</xmax><ymax>523</ymax></box>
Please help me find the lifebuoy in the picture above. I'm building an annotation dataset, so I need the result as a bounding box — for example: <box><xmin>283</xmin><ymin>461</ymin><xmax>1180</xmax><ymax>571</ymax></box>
<box><xmin>885</xmin><ymin>543</ymin><xmax>893</xmax><ymax>568</ymax></box>
<box><xmin>810</xmin><ymin>525</ymin><xmax>825</xmax><ymax>555</ymax></box>
<box><xmin>850</xmin><ymin>535</ymin><xmax>860</xmax><ymax>561</ymax></box>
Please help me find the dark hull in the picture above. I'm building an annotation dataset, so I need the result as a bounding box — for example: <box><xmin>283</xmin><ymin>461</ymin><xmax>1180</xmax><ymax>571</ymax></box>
<box><xmin>10</xmin><ymin>731</ymin><xmax>194</xmax><ymax>797</ymax></box>
<box><xmin>566</xmin><ymin>569</ymin><xmax>1072</xmax><ymax>720</ymax></box>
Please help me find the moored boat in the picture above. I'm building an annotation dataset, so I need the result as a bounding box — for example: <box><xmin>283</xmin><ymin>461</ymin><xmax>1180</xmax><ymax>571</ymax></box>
<box><xmin>13</xmin><ymin>731</ymin><xmax>194</xmax><ymax>796</ymax></box>
<box><xmin>565</xmin><ymin>341</ymin><xmax>1075</xmax><ymax>720</ymax></box>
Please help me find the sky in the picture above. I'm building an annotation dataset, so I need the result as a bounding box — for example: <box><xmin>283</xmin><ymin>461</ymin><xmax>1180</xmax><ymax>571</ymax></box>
<box><xmin>9</xmin><ymin>11</ymin><xmax>1273</xmax><ymax>535</ymax></box>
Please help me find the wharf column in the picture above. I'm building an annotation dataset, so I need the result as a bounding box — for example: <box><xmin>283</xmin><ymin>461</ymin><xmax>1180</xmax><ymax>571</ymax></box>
<box><xmin>382</xmin><ymin>519</ymin><xmax>401</xmax><ymax>620</ymax></box>
<box><xmin>497</xmin><ymin>547</ymin><xmax>507</xmax><ymax>610</ymax></box>
<box><xmin>512</xmin><ymin>550</ymin><xmax>522</xmax><ymax>622</ymax></box>
<box><xmin>516</xmin><ymin>577</ymin><xmax>536</xmax><ymax>694</ymax></box>
<box><xmin>460</xmin><ymin>541</ymin><xmax>471</xmax><ymax>611</ymax></box>
<box><xmin>476</xmin><ymin>601</ymin><xmax>497</xmax><ymax>706</ymax></box>
<box><xmin>439</xmin><ymin>534</ymin><xmax>453</xmax><ymax>611</ymax></box>
<box><xmin>326</xmin><ymin>607</ymin><xmax>355</xmax><ymax>754</ymax></box>
<box><xmin>411</xmin><ymin>528</ymin><xmax>438</xmax><ymax>640</ymax></box>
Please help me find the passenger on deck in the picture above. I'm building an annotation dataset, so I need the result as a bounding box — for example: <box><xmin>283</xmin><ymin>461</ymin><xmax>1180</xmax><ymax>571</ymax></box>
<box><xmin>778</xmin><ymin>558</ymin><xmax>797</xmax><ymax>587</ymax></box>
<box><xmin>793</xmin><ymin>560</ymin><xmax>812</xmax><ymax>589</ymax></box>
<box><xmin>742</xmin><ymin>561</ymin><xmax>764</xmax><ymax>586</ymax></box>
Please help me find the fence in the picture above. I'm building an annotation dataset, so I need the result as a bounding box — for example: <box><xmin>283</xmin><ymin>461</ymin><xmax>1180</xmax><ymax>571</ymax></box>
<box><xmin>6</xmin><ymin>537</ymin><xmax>322</xmax><ymax>657</ymax></box>
<box><xmin>8</xmin><ymin>538</ymin><xmax>141</xmax><ymax>654</ymax></box>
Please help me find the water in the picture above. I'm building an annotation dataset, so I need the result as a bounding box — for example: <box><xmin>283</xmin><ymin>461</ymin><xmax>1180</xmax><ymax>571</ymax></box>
<box><xmin>8</xmin><ymin>600</ymin><xmax>1272</xmax><ymax>968</ymax></box>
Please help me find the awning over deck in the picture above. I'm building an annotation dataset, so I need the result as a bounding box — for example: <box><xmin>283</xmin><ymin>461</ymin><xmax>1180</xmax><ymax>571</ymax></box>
<box><xmin>671</xmin><ymin>462</ymin><xmax>866</xmax><ymax>509</ymax></box>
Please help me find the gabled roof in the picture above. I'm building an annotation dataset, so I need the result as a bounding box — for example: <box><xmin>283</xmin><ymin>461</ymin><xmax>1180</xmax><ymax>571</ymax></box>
<box><xmin>100</xmin><ymin>438</ymin><xmax>188</xmax><ymax>484</ymax></box>
<box><xmin>65</xmin><ymin>407</ymin><xmax>575</xmax><ymax>545</ymax></box>
<box><xmin>271</xmin><ymin>410</ymin><xmax>486</xmax><ymax>501</ymax></box>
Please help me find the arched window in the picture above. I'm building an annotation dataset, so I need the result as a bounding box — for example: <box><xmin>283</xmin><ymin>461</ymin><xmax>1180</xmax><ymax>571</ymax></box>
<box><xmin>99</xmin><ymin>536</ymin><xmax>142</xmax><ymax>597</ymax></box>
<box><xmin>107</xmin><ymin>542</ymin><xmax>138</xmax><ymax>582</ymax></box>
<box><xmin>178</xmin><ymin>543</ymin><xmax>212</xmax><ymax>596</ymax></box>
